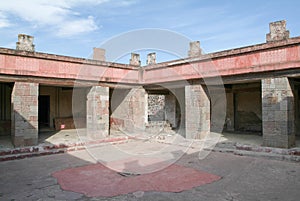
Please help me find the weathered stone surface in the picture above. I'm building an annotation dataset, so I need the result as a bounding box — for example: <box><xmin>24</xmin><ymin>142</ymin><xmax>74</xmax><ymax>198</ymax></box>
<box><xmin>129</xmin><ymin>53</ymin><xmax>141</xmax><ymax>66</ymax></box>
<box><xmin>146</xmin><ymin>52</ymin><xmax>156</xmax><ymax>65</ymax></box>
<box><xmin>165</xmin><ymin>94</ymin><xmax>177</xmax><ymax>128</ymax></box>
<box><xmin>148</xmin><ymin>94</ymin><xmax>165</xmax><ymax>121</ymax></box>
<box><xmin>54</xmin><ymin>117</ymin><xmax>85</xmax><ymax>130</ymax></box>
<box><xmin>110</xmin><ymin>88</ymin><xmax>147</xmax><ymax>133</ymax></box>
<box><xmin>16</xmin><ymin>34</ymin><xmax>35</xmax><ymax>52</ymax></box>
<box><xmin>266</xmin><ymin>20</ymin><xmax>289</xmax><ymax>42</ymax></box>
<box><xmin>86</xmin><ymin>86</ymin><xmax>109</xmax><ymax>138</ymax></box>
<box><xmin>225</xmin><ymin>92</ymin><xmax>234</xmax><ymax>131</ymax></box>
<box><xmin>93</xmin><ymin>47</ymin><xmax>105</xmax><ymax>61</ymax></box>
<box><xmin>188</xmin><ymin>41</ymin><xmax>202</xmax><ymax>57</ymax></box>
<box><xmin>185</xmin><ymin>84</ymin><xmax>210</xmax><ymax>139</ymax></box>
<box><xmin>261</xmin><ymin>77</ymin><xmax>295</xmax><ymax>148</ymax></box>
<box><xmin>11</xmin><ymin>82</ymin><xmax>38</xmax><ymax>146</ymax></box>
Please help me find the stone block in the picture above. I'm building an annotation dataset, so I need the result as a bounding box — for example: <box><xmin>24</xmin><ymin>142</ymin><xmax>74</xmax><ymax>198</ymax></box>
<box><xmin>16</xmin><ymin>34</ymin><xmax>35</xmax><ymax>52</ymax></box>
<box><xmin>12</xmin><ymin>136</ymin><xmax>24</xmax><ymax>147</ymax></box>
<box><xmin>266</xmin><ymin>20</ymin><xmax>290</xmax><ymax>42</ymax></box>
<box><xmin>146</xmin><ymin>53</ymin><xmax>156</xmax><ymax>65</ymax></box>
<box><xmin>11</xmin><ymin>82</ymin><xmax>38</xmax><ymax>147</ymax></box>
<box><xmin>93</xmin><ymin>48</ymin><xmax>106</xmax><ymax>61</ymax></box>
<box><xmin>261</xmin><ymin>77</ymin><xmax>295</xmax><ymax>148</ymax></box>
<box><xmin>129</xmin><ymin>53</ymin><xmax>141</xmax><ymax>66</ymax></box>
<box><xmin>185</xmin><ymin>84</ymin><xmax>210</xmax><ymax>139</ymax></box>
<box><xmin>188</xmin><ymin>41</ymin><xmax>202</xmax><ymax>57</ymax></box>
<box><xmin>87</xmin><ymin>86</ymin><xmax>109</xmax><ymax>136</ymax></box>
<box><xmin>24</xmin><ymin>138</ymin><xmax>38</xmax><ymax>146</ymax></box>
<box><xmin>275</xmin><ymin>111</ymin><xmax>287</xmax><ymax>121</ymax></box>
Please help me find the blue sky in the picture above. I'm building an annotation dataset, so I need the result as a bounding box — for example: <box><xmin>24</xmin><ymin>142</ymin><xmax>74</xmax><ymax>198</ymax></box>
<box><xmin>0</xmin><ymin>0</ymin><xmax>299</xmax><ymax>64</ymax></box>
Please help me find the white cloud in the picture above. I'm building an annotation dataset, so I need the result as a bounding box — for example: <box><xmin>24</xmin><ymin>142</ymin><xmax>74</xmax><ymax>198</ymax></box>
<box><xmin>0</xmin><ymin>0</ymin><xmax>110</xmax><ymax>37</ymax></box>
<box><xmin>0</xmin><ymin>12</ymin><xmax>10</xmax><ymax>28</ymax></box>
<box><xmin>114</xmin><ymin>0</ymin><xmax>137</xmax><ymax>6</ymax></box>
<box><xmin>57</xmin><ymin>16</ymin><xmax>98</xmax><ymax>37</ymax></box>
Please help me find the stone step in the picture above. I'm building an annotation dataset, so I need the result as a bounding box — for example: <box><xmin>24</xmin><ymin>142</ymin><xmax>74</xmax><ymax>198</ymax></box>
<box><xmin>146</xmin><ymin>121</ymin><xmax>176</xmax><ymax>134</ymax></box>
<box><xmin>208</xmin><ymin>146</ymin><xmax>300</xmax><ymax>162</ymax></box>
<box><xmin>0</xmin><ymin>149</ymin><xmax>68</xmax><ymax>162</ymax></box>
<box><xmin>0</xmin><ymin>136</ymin><xmax>131</xmax><ymax>162</ymax></box>
<box><xmin>234</xmin><ymin>150</ymin><xmax>300</xmax><ymax>162</ymax></box>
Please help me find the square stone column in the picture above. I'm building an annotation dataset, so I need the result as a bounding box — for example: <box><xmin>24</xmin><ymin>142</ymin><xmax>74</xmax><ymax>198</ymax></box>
<box><xmin>129</xmin><ymin>88</ymin><xmax>147</xmax><ymax>131</ymax></box>
<box><xmin>11</xmin><ymin>82</ymin><xmax>38</xmax><ymax>146</ymax></box>
<box><xmin>87</xmin><ymin>86</ymin><xmax>109</xmax><ymax>138</ymax></box>
<box><xmin>262</xmin><ymin>77</ymin><xmax>295</xmax><ymax>148</ymax></box>
<box><xmin>185</xmin><ymin>85</ymin><xmax>210</xmax><ymax>139</ymax></box>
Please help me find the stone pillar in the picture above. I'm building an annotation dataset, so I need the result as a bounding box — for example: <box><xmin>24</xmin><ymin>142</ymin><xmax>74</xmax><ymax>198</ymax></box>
<box><xmin>129</xmin><ymin>88</ymin><xmax>147</xmax><ymax>131</ymax></box>
<box><xmin>262</xmin><ymin>77</ymin><xmax>295</xmax><ymax>148</ymax></box>
<box><xmin>146</xmin><ymin>53</ymin><xmax>156</xmax><ymax>65</ymax></box>
<box><xmin>295</xmin><ymin>85</ymin><xmax>300</xmax><ymax>136</ymax></box>
<box><xmin>11</xmin><ymin>82</ymin><xmax>38</xmax><ymax>146</ymax></box>
<box><xmin>165</xmin><ymin>94</ymin><xmax>177</xmax><ymax>128</ymax></box>
<box><xmin>16</xmin><ymin>34</ymin><xmax>35</xmax><ymax>52</ymax></box>
<box><xmin>185</xmin><ymin>85</ymin><xmax>210</xmax><ymax>139</ymax></box>
<box><xmin>129</xmin><ymin>53</ymin><xmax>141</xmax><ymax>66</ymax></box>
<box><xmin>93</xmin><ymin>48</ymin><xmax>105</xmax><ymax>61</ymax></box>
<box><xmin>266</xmin><ymin>20</ymin><xmax>289</xmax><ymax>42</ymax></box>
<box><xmin>188</xmin><ymin>41</ymin><xmax>202</xmax><ymax>57</ymax></box>
<box><xmin>87</xmin><ymin>86</ymin><xmax>109</xmax><ymax>138</ymax></box>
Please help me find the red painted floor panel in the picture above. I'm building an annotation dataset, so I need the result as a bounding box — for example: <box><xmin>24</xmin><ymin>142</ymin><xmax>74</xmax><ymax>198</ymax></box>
<box><xmin>53</xmin><ymin>162</ymin><xmax>221</xmax><ymax>197</ymax></box>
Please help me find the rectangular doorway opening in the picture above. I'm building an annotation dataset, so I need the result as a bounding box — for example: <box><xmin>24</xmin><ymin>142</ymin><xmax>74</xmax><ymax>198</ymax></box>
<box><xmin>39</xmin><ymin>95</ymin><xmax>50</xmax><ymax>128</ymax></box>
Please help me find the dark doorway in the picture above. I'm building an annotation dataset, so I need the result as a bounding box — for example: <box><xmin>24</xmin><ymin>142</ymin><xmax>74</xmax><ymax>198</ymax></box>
<box><xmin>39</xmin><ymin>95</ymin><xmax>50</xmax><ymax>128</ymax></box>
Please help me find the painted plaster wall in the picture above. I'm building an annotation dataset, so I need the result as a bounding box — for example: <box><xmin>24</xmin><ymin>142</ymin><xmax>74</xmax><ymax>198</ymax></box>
<box><xmin>39</xmin><ymin>86</ymin><xmax>87</xmax><ymax>129</ymax></box>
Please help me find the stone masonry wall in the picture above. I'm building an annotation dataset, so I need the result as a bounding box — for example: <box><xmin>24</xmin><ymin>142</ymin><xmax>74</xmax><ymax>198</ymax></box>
<box><xmin>262</xmin><ymin>77</ymin><xmax>295</xmax><ymax>148</ymax></box>
<box><xmin>110</xmin><ymin>88</ymin><xmax>147</xmax><ymax>132</ymax></box>
<box><xmin>165</xmin><ymin>94</ymin><xmax>177</xmax><ymax>128</ymax></box>
<box><xmin>148</xmin><ymin>95</ymin><xmax>165</xmax><ymax>121</ymax></box>
<box><xmin>11</xmin><ymin>82</ymin><xmax>38</xmax><ymax>146</ymax></box>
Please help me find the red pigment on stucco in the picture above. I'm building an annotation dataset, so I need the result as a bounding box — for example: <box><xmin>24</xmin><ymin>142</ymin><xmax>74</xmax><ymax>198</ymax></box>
<box><xmin>52</xmin><ymin>163</ymin><xmax>221</xmax><ymax>197</ymax></box>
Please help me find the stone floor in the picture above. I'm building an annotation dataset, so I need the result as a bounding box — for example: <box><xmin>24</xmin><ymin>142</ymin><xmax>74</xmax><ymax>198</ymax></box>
<box><xmin>0</xmin><ymin>145</ymin><xmax>299</xmax><ymax>200</ymax></box>
<box><xmin>1</xmin><ymin>129</ymin><xmax>300</xmax><ymax>199</ymax></box>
